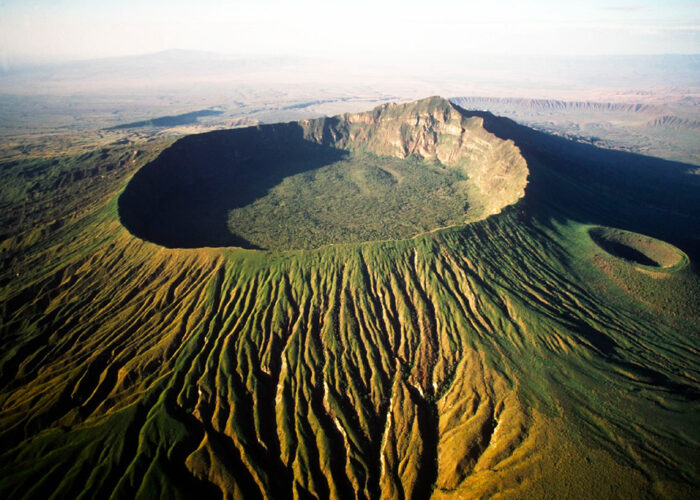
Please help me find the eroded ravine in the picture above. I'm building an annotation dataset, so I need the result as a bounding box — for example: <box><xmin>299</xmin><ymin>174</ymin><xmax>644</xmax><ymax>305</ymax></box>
<box><xmin>2</xmin><ymin>195</ymin><xmax>698</xmax><ymax>498</ymax></box>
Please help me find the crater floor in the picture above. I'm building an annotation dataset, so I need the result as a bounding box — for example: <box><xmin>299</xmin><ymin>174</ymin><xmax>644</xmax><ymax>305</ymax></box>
<box><xmin>589</xmin><ymin>226</ymin><xmax>686</xmax><ymax>269</ymax></box>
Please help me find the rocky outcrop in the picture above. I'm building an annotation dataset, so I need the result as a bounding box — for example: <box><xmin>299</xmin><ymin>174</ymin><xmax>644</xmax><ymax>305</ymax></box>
<box><xmin>298</xmin><ymin>96</ymin><xmax>529</xmax><ymax>217</ymax></box>
<box><xmin>451</xmin><ymin>96</ymin><xmax>662</xmax><ymax>114</ymax></box>
<box><xmin>645</xmin><ymin>115</ymin><xmax>700</xmax><ymax>130</ymax></box>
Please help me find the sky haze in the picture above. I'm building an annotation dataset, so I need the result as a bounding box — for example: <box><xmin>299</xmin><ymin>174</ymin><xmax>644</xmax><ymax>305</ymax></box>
<box><xmin>1</xmin><ymin>0</ymin><xmax>698</xmax><ymax>64</ymax></box>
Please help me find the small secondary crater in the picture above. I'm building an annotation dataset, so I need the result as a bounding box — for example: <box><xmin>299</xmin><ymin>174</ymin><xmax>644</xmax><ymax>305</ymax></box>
<box><xmin>589</xmin><ymin>227</ymin><xmax>685</xmax><ymax>269</ymax></box>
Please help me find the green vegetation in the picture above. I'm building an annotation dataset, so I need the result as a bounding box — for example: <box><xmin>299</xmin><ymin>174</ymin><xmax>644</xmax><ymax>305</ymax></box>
<box><xmin>589</xmin><ymin>226</ymin><xmax>686</xmax><ymax>269</ymax></box>
<box><xmin>227</xmin><ymin>153</ymin><xmax>473</xmax><ymax>250</ymax></box>
<box><xmin>586</xmin><ymin>226</ymin><xmax>698</xmax><ymax>318</ymax></box>
<box><xmin>0</xmin><ymin>97</ymin><xmax>698</xmax><ymax>499</ymax></box>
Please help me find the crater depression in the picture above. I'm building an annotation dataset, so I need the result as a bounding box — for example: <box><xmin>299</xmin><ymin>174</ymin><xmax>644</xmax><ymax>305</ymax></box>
<box><xmin>118</xmin><ymin>97</ymin><xmax>528</xmax><ymax>250</ymax></box>
<box><xmin>589</xmin><ymin>226</ymin><xmax>686</xmax><ymax>269</ymax></box>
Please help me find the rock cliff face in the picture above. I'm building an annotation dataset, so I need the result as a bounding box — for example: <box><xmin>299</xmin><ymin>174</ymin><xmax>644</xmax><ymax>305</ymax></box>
<box><xmin>299</xmin><ymin>96</ymin><xmax>529</xmax><ymax>217</ymax></box>
<box><xmin>119</xmin><ymin>97</ymin><xmax>530</xmax><ymax>250</ymax></box>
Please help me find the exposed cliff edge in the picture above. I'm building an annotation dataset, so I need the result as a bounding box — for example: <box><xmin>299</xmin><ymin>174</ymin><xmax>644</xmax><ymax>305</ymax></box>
<box><xmin>119</xmin><ymin>97</ymin><xmax>529</xmax><ymax>249</ymax></box>
<box><xmin>300</xmin><ymin>96</ymin><xmax>529</xmax><ymax>217</ymax></box>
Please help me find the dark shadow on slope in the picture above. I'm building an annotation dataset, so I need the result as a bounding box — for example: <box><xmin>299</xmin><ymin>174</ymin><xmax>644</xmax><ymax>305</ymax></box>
<box><xmin>590</xmin><ymin>237</ymin><xmax>659</xmax><ymax>267</ymax></box>
<box><xmin>118</xmin><ymin>122</ymin><xmax>348</xmax><ymax>249</ymax></box>
<box><xmin>407</xmin><ymin>384</ymin><xmax>439</xmax><ymax>500</ymax></box>
<box><xmin>107</xmin><ymin>109</ymin><xmax>223</xmax><ymax>130</ymax></box>
<box><xmin>452</xmin><ymin>105</ymin><xmax>700</xmax><ymax>400</ymax></box>
<box><xmin>452</xmin><ymin>105</ymin><xmax>700</xmax><ymax>262</ymax></box>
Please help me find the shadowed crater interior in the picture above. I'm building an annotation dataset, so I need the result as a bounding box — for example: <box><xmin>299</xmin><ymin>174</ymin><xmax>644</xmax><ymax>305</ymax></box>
<box><xmin>118</xmin><ymin>124</ymin><xmax>348</xmax><ymax>249</ymax></box>
<box><xmin>118</xmin><ymin>97</ymin><xmax>529</xmax><ymax>250</ymax></box>
<box><xmin>589</xmin><ymin>227</ymin><xmax>684</xmax><ymax>268</ymax></box>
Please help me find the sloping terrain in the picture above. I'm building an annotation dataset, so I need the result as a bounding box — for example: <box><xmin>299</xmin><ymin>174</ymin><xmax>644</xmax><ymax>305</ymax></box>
<box><xmin>0</xmin><ymin>97</ymin><xmax>699</xmax><ymax>499</ymax></box>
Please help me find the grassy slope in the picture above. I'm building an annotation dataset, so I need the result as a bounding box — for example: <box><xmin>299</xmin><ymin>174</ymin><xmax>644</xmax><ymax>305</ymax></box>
<box><xmin>1</xmin><ymin>104</ymin><xmax>699</xmax><ymax>499</ymax></box>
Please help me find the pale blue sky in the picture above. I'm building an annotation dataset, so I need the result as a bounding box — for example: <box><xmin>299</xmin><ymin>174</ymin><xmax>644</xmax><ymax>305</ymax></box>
<box><xmin>0</xmin><ymin>0</ymin><xmax>698</xmax><ymax>62</ymax></box>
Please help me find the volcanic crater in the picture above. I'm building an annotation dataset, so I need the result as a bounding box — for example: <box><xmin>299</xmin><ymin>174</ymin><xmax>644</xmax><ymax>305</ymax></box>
<box><xmin>589</xmin><ymin>226</ymin><xmax>686</xmax><ymax>269</ymax></box>
<box><xmin>118</xmin><ymin>97</ymin><xmax>529</xmax><ymax>250</ymax></box>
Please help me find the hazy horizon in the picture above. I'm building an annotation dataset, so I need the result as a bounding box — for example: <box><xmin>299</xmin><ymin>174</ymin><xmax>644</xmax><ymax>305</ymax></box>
<box><xmin>1</xmin><ymin>1</ymin><xmax>697</xmax><ymax>144</ymax></box>
<box><xmin>3</xmin><ymin>47</ymin><xmax>700</xmax><ymax>68</ymax></box>
<box><xmin>1</xmin><ymin>0</ymin><xmax>698</xmax><ymax>68</ymax></box>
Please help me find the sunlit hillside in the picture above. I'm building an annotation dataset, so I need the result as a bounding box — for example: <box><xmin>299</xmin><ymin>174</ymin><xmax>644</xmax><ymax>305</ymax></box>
<box><xmin>0</xmin><ymin>97</ymin><xmax>698</xmax><ymax>499</ymax></box>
